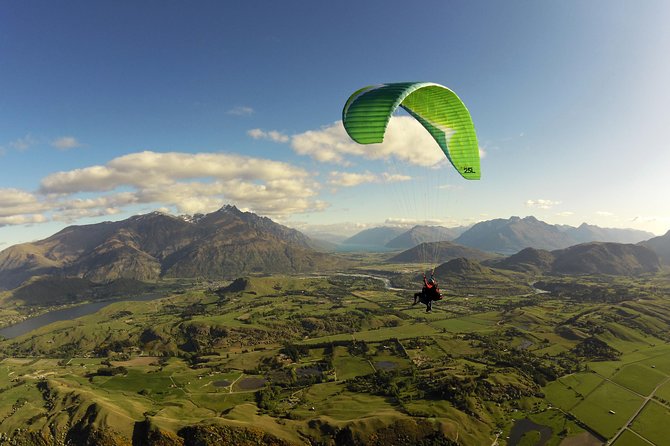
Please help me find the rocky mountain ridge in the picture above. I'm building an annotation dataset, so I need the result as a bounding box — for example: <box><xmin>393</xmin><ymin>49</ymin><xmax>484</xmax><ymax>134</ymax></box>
<box><xmin>0</xmin><ymin>206</ymin><xmax>342</xmax><ymax>291</ymax></box>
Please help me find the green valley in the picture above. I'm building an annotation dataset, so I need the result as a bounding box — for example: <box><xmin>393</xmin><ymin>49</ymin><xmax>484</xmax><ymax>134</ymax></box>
<box><xmin>0</xmin><ymin>268</ymin><xmax>668</xmax><ymax>445</ymax></box>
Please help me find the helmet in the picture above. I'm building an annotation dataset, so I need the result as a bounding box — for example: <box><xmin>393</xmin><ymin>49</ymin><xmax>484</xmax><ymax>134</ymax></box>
<box><xmin>428</xmin><ymin>278</ymin><xmax>435</xmax><ymax>285</ymax></box>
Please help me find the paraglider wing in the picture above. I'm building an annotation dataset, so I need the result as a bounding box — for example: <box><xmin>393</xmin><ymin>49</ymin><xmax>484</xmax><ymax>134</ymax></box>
<box><xmin>342</xmin><ymin>82</ymin><xmax>480</xmax><ymax>180</ymax></box>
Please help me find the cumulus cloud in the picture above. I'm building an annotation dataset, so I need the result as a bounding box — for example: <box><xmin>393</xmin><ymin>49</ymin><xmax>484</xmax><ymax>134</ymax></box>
<box><xmin>291</xmin><ymin>117</ymin><xmax>445</xmax><ymax>166</ymax></box>
<box><xmin>52</xmin><ymin>136</ymin><xmax>82</xmax><ymax>150</ymax></box>
<box><xmin>0</xmin><ymin>214</ymin><xmax>48</xmax><ymax>227</ymax></box>
<box><xmin>525</xmin><ymin>199</ymin><xmax>561</xmax><ymax>209</ymax></box>
<box><xmin>248</xmin><ymin>128</ymin><xmax>290</xmax><ymax>143</ymax></box>
<box><xmin>381</xmin><ymin>172</ymin><xmax>412</xmax><ymax>182</ymax></box>
<box><xmin>227</xmin><ymin>106</ymin><xmax>254</xmax><ymax>116</ymax></box>
<box><xmin>0</xmin><ymin>188</ymin><xmax>47</xmax><ymax>217</ymax></box>
<box><xmin>327</xmin><ymin>171</ymin><xmax>411</xmax><ymax>187</ymax></box>
<box><xmin>37</xmin><ymin>150</ymin><xmax>322</xmax><ymax>218</ymax></box>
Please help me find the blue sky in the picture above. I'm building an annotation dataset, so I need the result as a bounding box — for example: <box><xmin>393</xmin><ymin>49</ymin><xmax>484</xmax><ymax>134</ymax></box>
<box><xmin>1</xmin><ymin>0</ymin><xmax>670</xmax><ymax>247</ymax></box>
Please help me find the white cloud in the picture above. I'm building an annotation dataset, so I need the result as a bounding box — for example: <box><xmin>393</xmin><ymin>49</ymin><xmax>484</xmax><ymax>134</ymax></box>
<box><xmin>381</xmin><ymin>172</ymin><xmax>412</xmax><ymax>182</ymax></box>
<box><xmin>596</xmin><ymin>211</ymin><xmax>614</xmax><ymax>217</ymax></box>
<box><xmin>328</xmin><ymin>171</ymin><xmax>377</xmax><ymax>187</ymax></box>
<box><xmin>247</xmin><ymin>128</ymin><xmax>290</xmax><ymax>143</ymax></box>
<box><xmin>52</xmin><ymin>136</ymin><xmax>82</xmax><ymax>150</ymax></box>
<box><xmin>9</xmin><ymin>134</ymin><xmax>37</xmax><ymax>151</ymax></box>
<box><xmin>291</xmin><ymin>117</ymin><xmax>445</xmax><ymax>166</ymax></box>
<box><xmin>52</xmin><ymin>207</ymin><xmax>122</xmax><ymax>223</ymax></box>
<box><xmin>384</xmin><ymin>217</ymin><xmax>466</xmax><ymax>227</ymax></box>
<box><xmin>0</xmin><ymin>214</ymin><xmax>48</xmax><ymax>227</ymax></box>
<box><xmin>525</xmin><ymin>199</ymin><xmax>561</xmax><ymax>209</ymax></box>
<box><xmin>38</xmin><ymin>150</ymin><xmax>323</xmax><ymax>219</ymax></box>
<box><xmin>227</xmin><ymin>106</ymin><xmax>254</xmax><ymax>116</ymax></box>
<box><xmin>328</xmin><ymin>171</ymin><xmax>411</xmax><ymax>187</ymax></box>
<box><xmin>555</xmin><ymin>211</ymin><xmax>574</xmax><ymax>217</ymax></box>
<box><xmin>0</xmin><ymin>188</ymin><xmax>46</xmax><ymax>217</ymax></box>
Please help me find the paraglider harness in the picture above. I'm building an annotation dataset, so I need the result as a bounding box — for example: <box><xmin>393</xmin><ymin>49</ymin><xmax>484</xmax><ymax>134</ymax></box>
<box><xmin>413</xmin><ymin>271</ymin><xmax>443</xmax><ymax>312</ymax></box>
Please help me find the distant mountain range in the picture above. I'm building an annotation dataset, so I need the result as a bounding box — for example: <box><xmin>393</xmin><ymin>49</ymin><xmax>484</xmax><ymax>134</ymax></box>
<box><xmin>387</xmin><ymin>241</ymin><xmax>498</xmax><ymax>264</ymax></box>
<box><xmin>0</xmin><ymin>210</ymin><xmax>664</xmax><ymax>292</ymax></box>
<box><xmin>453</xmin><ymin>216</ymin><xmax>655</xmax><ymax>254</ymax></box>
<box><xmin>342</xmin><ymin>216</ymin><xmax>656</xmax><ymax>255</ymax></box>
<box><xmin>385</xmin><ymin>225</ymin><xmax>467</xmax><ymax>250</ymax></box>
<box><xmin>486</xmin><ymin>242</ymin><xmax>661</xmax><ymax>275</ymax></box>
<box><xmin>341</xmin><ymin>226</ymin><xmax>407</xmax><ymax>249</ymax></box>
<box><xmin>0</xmin><ymin>206</ymin><xmax>343</xmax><ymax>291</ymax></box>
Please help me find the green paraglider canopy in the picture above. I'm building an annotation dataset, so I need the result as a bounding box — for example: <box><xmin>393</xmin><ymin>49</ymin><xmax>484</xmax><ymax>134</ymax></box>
<box><xmin>342</xmin><ymin>82</ymin><xmax>480</xmax><ymax>180</ymax></box>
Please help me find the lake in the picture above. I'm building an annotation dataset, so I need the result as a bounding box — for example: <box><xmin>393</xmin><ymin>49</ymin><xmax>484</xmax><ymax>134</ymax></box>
<box><xmin>0</xmin><ymin>294</ymin><xmax>161</xmax><ymax>339</ymax></box>
<box><xmin>507</xmin><ymin>418</ymin><xmax>552</xmax><ymax>446</ymax></box>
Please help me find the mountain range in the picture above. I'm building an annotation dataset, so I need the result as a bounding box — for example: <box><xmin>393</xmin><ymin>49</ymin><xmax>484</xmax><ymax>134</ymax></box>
<box><xmin>0</xmin><ymin>206</ymin><xmax>343</xmax><ymax>291</ymax></box>
<box><xmin>387</xmin><ymin>241</ymin><xmax>498</xmax><ymax>264</ymax></box>
<box><xmin>486</xmin><ymin>242</ymin><xmax>661</xmax><ymax>275</ymax></box>
<box><xmin>1</xmin><ymin>210</ymin><xmax>666</xmax><ymax>293</ymax></box>
<box><xmin>342</xmin><ymin>216</ymin><xmax>656</xmax><ymax>255</ymax></box>
<box><xmin>385</xmin><ymin>225</ymin><xmax>468</xmax><ymax>249</ymax></box>
<box><xmin>340</xmin><ymin>226</ymin><xmax>407</xmax><ymax>249</ymax></box>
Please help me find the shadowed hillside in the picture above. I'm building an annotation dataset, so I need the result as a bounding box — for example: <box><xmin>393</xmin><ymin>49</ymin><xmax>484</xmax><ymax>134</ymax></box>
<box><xmin>488</xmin><ymin>243</ymin><xmax>660</xmax><ymax>276</ymax></box>
<box><xmin>640</xmin><ymin>230</ymin><xmax>670</xmax><ymax>265</ymax></box>
<box><xmin>551</xmin><ymin>242</ymin><xmax>660</xmax><ymax>275</ymax></box>
<box><xmin>0</xmin><ymin>206</ymin><xmax>345</xmax><ymax>291</ymax></box>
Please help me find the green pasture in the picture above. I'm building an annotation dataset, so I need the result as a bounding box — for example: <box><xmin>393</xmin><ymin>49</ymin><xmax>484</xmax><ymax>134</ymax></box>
<box><xmin>190</xmin><ymin>391</ymin><xmax>253</xmax><ymax>413</ymax></box>
<box><xmin>598</xmin><ymin>323</ymin><xmax>658</xmax><ymax>353</ymax></box>
<box><xmin>304</xmin><ymin>347</ymin><xmax>326</xmax><ymax>361</ymax></box>
<box><xmin>629</xmin><ymin>400</ymin><xmax>670</xmax><ymax>445</ymax></box>
<box><xmin>0</xmin><ymin>381</ymin><xmax>43</xmax><ymax>422</ymax></box>
<box><xmin>532</xmin><ymin>343</ymin><xmax>569</xmax><ymax>356</ymax></box>
<box><xmin>433</xmin><ymin>336</ymin><xmax>478</xmax><ymax>357</ymax></box>
<box><xmin>612</xmin><ymin>429</ymin><xmax>651</xmax><ymax>446</ymax></box>
<box><xmin>293</xmin><ymin>382</ymin><xmax>399</xmax><ymax>420</ymax></box>
<box><xmin>93</xmin><ymin>369</ymin><xmax>182</xmax><ymax>399</ymax></box>
<box><xmin>543</xmin><ymin>381</ymin><xmax>581</xmax><ymax>411</ymax></box>
<box><xmin>222</xmin><ymin>349</ymin><xmax>272</xmax><ymax>370</ymax></box>
<box><xmin>332</xmin><ymin>346</ymin><xmax>374</xmax><ymax>380</ymax></box>
<box><xmin>637</xmin><ymin>346</ymin><xmax>670</xmax><ymax>375</ymax></box>
<box><xmin>655</xmin><ymin>379</ymin><xmax>670</xmax><ymax>402</ymax></box>
<box><xmin>176</xmin><ymin>370</ymin><xmax>243</xmax><ymax>393</ymax></box>
<box><xmin>430</xmin><ymin>314</ymin><xmax>499</xmax><ymax>333</ymax></box>
<box><xmin>587</xmin><ymin>360</ymin><xmax>623</xmax><ymax>378</ymax></box>
<box><xmin>405</xmin><ymin>342</ymin><xmax>447</xmax><ymax>363</ymax></box>
<box><xmin>559</xmin><ymin>372</ymin><xmax>604</xmax><ymax>399</ymax></box>
<box><xmin>300</xmin><ymin>332</ymin><xmax>353</xmax><ymax>345</ymax></box>
<box><xmin>570</xmin><ymin>381</ymin><xmax>643</xmax><ymax>439</ymax></box>
<box><xmin>360</xmin><ymin>323</ymin><xmax>437</xmax><ymax>341</ymax></box>
<box><xmin>611</xmin><ymin>363</ymin><xmax>667</xmax><ymax>396</ymax></box>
